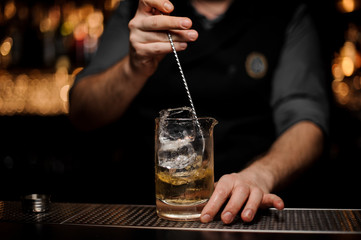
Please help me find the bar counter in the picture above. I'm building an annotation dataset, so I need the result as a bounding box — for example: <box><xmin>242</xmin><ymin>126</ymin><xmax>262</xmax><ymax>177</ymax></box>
<box><xmin>1</xmin><ymin>201</ymin><xmax>361</xmax><ymax>240</ymax></box>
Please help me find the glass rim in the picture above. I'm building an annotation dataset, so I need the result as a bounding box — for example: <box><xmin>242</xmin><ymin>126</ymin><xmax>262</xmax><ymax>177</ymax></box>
<box><xmin>155</xmin><ymin>116</ymin><xmax>217</xmax><ymax>121</ymax></box>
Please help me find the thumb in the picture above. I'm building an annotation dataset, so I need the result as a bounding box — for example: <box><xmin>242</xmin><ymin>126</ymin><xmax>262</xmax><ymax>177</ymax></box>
<box><xmin>138</xmin><ymin>0</ymin><xmax>174</xmax><ymax>14</ymax></box>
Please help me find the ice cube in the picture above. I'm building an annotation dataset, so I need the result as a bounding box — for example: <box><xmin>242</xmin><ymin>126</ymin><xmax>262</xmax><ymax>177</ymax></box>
<box><xmin>159</xmin><ymin>107</ymin><xmax>196</xmax><ymax>142</ymax></box>
<box><xmin>157</xmin><ymin>107</ymin><xmax>202</xmax><ymax>170</ymax></box>
<box><xmin>158</xmin><ymin>139</ymin><xmax>197</xmax><ymax>169</ymax></box>
<box><xmin>159</xmin><ymin>106</ymin><xmax>195</xmax><ymax>119</ymax></box>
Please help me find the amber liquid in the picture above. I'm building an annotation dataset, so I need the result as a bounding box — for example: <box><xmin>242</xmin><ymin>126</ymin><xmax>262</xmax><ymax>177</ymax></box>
<box><xmin>155</xmin><ymin>156</ymin><xmax>214</xmax><ymax>221</ymax></box>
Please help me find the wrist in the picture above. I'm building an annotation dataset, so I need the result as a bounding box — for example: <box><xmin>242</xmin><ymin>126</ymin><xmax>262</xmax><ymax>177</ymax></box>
<box><xmin>119</xmin><ymin>55</ymin><xmax>150</xmax><ymax>87</ymax></box>
<box><xmin>242</xmin><ymin>159</ymin><xmax>278</xmax><ymax>193</ymax></box>
<box><xmin>127</xmin><ymin>50</ymin><xmax>161</xmax><ymax>79</ymax></box>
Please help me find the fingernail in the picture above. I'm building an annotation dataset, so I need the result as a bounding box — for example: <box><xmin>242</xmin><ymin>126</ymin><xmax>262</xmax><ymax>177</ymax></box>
<box><xmin>276</xmin><ymin>200</ymin><xmax>284</xmax><ymax>209</ymax></box>
<box><xmin>179</xmin><ymin>42</ymin><xmax>187</xmax><ymax>49</ymax></box>
<box><xmin>164</xmin><ymin>2</ymin><xmax>173</xmax><ymax>11</ymax></box>
<box><xmin>188</xmin><ymin>31</ymin><xmax>198</xmax><ymax>41</ymax></box>
<box><xmin>222</xmin><ymin>212</ymin><xmax>233</xmax><ymax>224</ymax></box>
<box><xmin>181</xmin><ymin>19</ymin><xmax>192</xmax><ymax>29</ymax></box>
<box><xmin>200</xmin><ymin>214</ymin><xmax>212</xmax><ymax>223</ymax></box>
<box><xmin>244</xmin><ymin>209</ymin><xmax>253</xmax><ymax>220</ymax></box>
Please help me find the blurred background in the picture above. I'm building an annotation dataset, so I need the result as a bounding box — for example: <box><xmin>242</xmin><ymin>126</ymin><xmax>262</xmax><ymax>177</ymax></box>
<box><xmin>0</xmin><ymin>0</ymin><xmax>360</xmax><ymax>208</ymax></box>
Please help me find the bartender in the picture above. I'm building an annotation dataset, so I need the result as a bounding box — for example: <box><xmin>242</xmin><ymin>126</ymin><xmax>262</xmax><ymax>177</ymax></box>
<box><xmin>68</xmin><ymin>0</ymin><xmax>329</xmax><ymax>224</ymax></box>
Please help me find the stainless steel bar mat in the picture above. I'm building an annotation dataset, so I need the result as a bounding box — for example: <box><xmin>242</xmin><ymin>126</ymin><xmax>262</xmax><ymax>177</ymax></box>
<box><xmin>1</xmin><ymin>201</ymin><xmax>361</xmax><ymax>233</ymax></box>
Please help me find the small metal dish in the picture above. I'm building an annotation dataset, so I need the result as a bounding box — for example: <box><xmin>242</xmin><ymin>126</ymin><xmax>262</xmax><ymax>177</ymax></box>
<box><xmin>21</xmin><ymin>194</ymin><xmax>51</xmax><ymax>213</ymax></box>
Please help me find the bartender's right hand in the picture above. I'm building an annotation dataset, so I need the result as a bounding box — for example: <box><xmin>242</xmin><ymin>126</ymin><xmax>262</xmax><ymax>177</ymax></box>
<box><xmin>128</xmin><ymin>0</ymin><xmax>198</xmax><ymax>77</ymax></box>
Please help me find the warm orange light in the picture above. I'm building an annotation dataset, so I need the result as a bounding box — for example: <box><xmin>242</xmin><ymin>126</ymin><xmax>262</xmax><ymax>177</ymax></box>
<box><xmin>0</xmin><ymin>70</ymin><xmax>74</xmax><ymax>116</ymax></box>
<box><xmin>73</xmin><ymin>23</ymin><xmax>88</xmax><ymax>41</ymax></box>
<box><xmin>332</xmin><ymin>62</ymin><xmax>344</xmax><ymax>79</ymax></box>
<box><xmin>0</xmin><ymin>37</ymin><xmax>13</xmax><ymax>56</ymax></box>
<box><xmin>87</xmin><ymin>11</ymin><xmax>104</xmax><ymax>38</ymax></box>
<box><xmin>40</xmin><ymin>18</ymin><xmax>52</xmax><ymax>32</ymax></box>
<box><xmin>78</xmin><ymin>4</ymin><xmax>94</xmax><ymax>21</ymax></box>
<box><xmin>341</xmin><ymin>56</ymin><xmax>354</xmax><ymax>76</ymax></box>
<box><xmin>4</xmin><ymin>1</ymin><xmax>16</xmax><ymax>20</ymax></box>
<box><xmin>335</xmin><ymin>81</ymin><xmax>350</xmax><ymax>97</ymax></box>
<box><xmin>60</xmin><ymin>85</ymin><xmax>70</xmax><ymax>102</ymax></box>
<box><xmin>87</xmin><ymin>11</ymin><xmax>103</xmax><ymax>29</ymax></box>
<box><xmin>55</xmin><ymin>67</ymin><xmax>69</xmax><ymax>83</ymax></box>
<box><xmin>331</xmin><ymin>20</ymin><xmax>361</xmax><ymax>111</ymax></box>
<box><xmin>105</xmin><ymin>0</ymin><xmax>121</xmax><ymax>11</ymax></box>
<box><xmin>72</xmin><ymin>67</ymin><xmax>84</xmax><ymax>77</ymax></box>
<box><xmin>341</xmin><ymin>0</ymin><xmax>355</xmax><ymax>12</ymax></box>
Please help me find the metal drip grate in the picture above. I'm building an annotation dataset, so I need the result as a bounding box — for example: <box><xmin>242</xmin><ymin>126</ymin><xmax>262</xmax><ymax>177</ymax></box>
<box><xmin>0</xmin><ymin>201</ymin><xmax>92</xmax><ymax>224</ymax></box>
<box><xmin>1</xmin><ymin>201</ymin><xmax>361</xmax><ymax>233</ymax></box>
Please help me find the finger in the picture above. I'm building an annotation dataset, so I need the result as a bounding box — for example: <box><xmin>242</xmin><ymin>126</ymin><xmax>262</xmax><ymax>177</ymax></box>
<box><xmin>241</xmin><ymin>187</ymin><xmax>263</xmax><ymax>222</ymax></box>
<box><xmin>139</xmin><ymin>15</ymin><xmax>192</xmax><ymax>31</ymax></box>
<box><xmin>134</xmin><ymin>41</ymin><xmax>188</xmax><ymax>56</ymax></box>
<box><xmin>261</xmin><ymin>194</ymin><xmax>285</xmax><ymax>210</ymax></box>
<box><xmin>200</xmin><ymin>178</ymin><xmax>233</xmax><ymax>223</ymax></box>
<box><xmin>138</xmin><ymin>0</ymin><xmax>174</xmax><ymax>14</ymax></box>
<box><xmin>220</xmin><ymin>185</ymin><xmax>250</xmax><ymax>224</ymax></box>
<box><xmin>137</xmin><ymin>29</ymin><xmax>198</xmax><ymax>43</ymax></box>
<box><xmin>165</xmin><ymin>29</ymin><xmax>199</xmax><ymax>42</ymax></box>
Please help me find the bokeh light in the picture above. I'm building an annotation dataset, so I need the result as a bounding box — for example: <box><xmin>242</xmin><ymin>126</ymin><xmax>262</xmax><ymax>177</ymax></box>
<box><xmin>0</xmin><ymin>0</ymin><xmax>119</xmax><ymax>116</ymax></box>
<box><xmin>332</xmin><ymin>22</ymin><xmax>361</xmax><ymax>111</ymax></box>
<box><xmin>0</xmin><ymin>37</ymin><xmax>13</xmax><ymax>57</ymax></box>
<box><xmin>0</xmin><ymin>70</ymin><xmax>74</xmax><ymax>115</ymax></box>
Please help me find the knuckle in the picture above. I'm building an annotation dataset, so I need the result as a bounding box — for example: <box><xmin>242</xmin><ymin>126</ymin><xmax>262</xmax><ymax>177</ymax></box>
<box><xmin>214</xmin><ymin>186</ymin><xmax>228</xmax><ymax>197</ymax></box>
<box><xmin>128</xmin><ymin>17</ymin><xmax>140</xmax><ymax>30</ymax></box>
<box><xmin>149</xmin><ymin>16</ymin><xmax>159</xmax><ymax>28</ymax></box>
<box><xmin>128</xmin><ymin>19</ymin><xmax>135</xmax><ymax>29</ymax></box>
<box><xmin>218</xmin><ymin>173</ymin><xmax>233</xmax><ymax>183</ymax></box>
<box><xmin>129</xmin><ymin>34</ymin><xmax>137</xmax><ymax>44</ymax></box>
<box><xmin>251</xmin><ymin>186</ymin><xmax>264</xmax><ymax>195</ymax></box>
<box><xmin>234</xmin><ymin>184</ymin><xmax>249</xmax><ymax>194</ymax></box>
<box><xmin>132</xmin><ymin>43</ymin><xmax>147</xmax><ymax>57</ymax></box>
<box><xmin>152</xmin><ymin>43</ymin><xmax>163</xmax><ymax>55</ymax></box>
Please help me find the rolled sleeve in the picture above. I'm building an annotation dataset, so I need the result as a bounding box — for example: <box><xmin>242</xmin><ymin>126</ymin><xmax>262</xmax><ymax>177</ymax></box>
<box><xmin>271</xmin><ymin>5</ymin><xmax>329</xmax><ymax>136</ymax></box>
<box><xmin>273</xmin><ymin>97</ymin><xmax>329</xmax><ymax>136</ymax></box>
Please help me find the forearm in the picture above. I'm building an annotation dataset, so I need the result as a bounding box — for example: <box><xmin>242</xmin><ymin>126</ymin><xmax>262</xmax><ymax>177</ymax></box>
<box><xmin>69</xmin><ymin>55</ymin><xmax>149</xmax><ymax>131</ymax></box>
<box><xmin>243</xmin><ymin>121</ymin><xmax>324</xmax><ymax>193</ymax></box>
<box><xmin>69</xmin><ymin>0</ymin><xmax>198</xmax><ymax>131</ymax></box>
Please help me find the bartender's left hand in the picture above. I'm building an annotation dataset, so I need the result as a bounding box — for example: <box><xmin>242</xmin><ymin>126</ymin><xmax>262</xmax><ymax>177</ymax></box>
<box><xmin>200</xmin><ymin>167</ymin><xmax>284</xmax><ymax>224</ymax></box>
